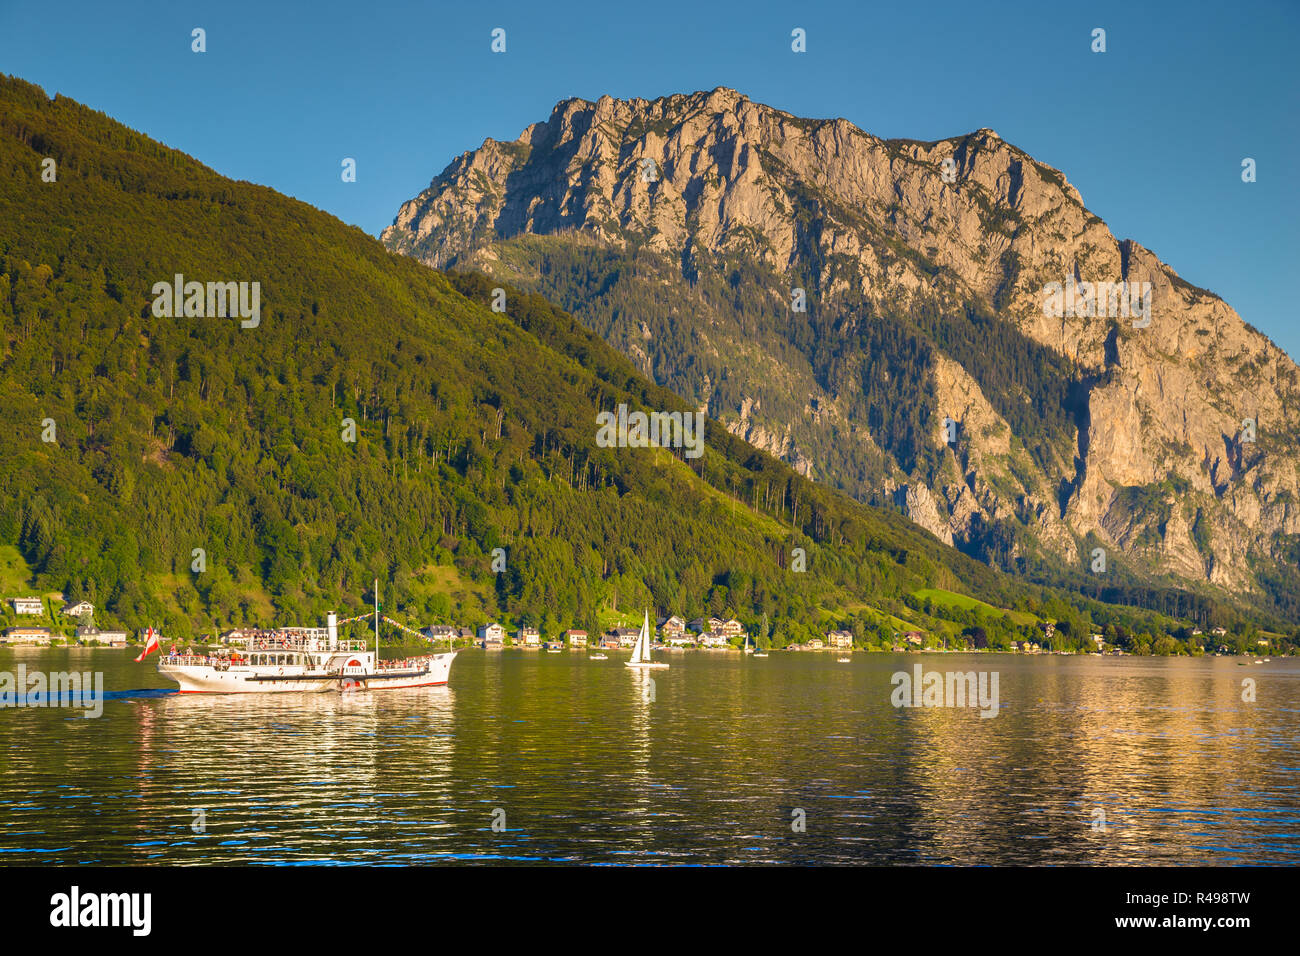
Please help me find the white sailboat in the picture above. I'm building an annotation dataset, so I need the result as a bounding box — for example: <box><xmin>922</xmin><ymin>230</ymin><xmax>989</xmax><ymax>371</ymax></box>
<box><xmin>743</xmin><ymin>633</ymin><xmax>754</xmax><ymax>655</ymax></box>
<box><xmin>625</xmin><ymin>610</ymin><xmax>668</xmax><ymax>669</ymax></box>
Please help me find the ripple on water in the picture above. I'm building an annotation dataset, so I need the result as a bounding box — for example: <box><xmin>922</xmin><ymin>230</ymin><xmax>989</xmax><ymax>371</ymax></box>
<box><xmin>1</xmin><ymin>651</ymin><xmax>1297</xmax><ymax>864</ymax></box>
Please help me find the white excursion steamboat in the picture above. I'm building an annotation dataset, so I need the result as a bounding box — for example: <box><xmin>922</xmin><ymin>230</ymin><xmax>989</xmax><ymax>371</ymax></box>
<box><xmin>154</xmin><ymin>582</ymin><xmax>456</xmax><ymax>694</ymax></box>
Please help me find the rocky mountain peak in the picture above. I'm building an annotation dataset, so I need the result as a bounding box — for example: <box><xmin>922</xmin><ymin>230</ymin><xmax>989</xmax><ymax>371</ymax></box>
<box><xmin>383</xmin><ymin>90</ymin><xmax>1300</xmax><ymax>616</ymax></box>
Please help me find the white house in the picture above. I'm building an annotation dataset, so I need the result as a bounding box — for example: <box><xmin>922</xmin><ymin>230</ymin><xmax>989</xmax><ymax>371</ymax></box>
<box><xmin>699</xmin><ymin>633</ymin><xmax>730</xmax><ymax>648</ymax></box>
<box><xmin>565</xmin><ymin>630</ymin><xmax>589</xmax><ymax>648</ymax></box>
<box><xmin>9</xmin><ymin>597</ymin><xmax>43</xmax><ymax>616</ymax></box>
<box><xmin>516</xmin><ymin>627</ymin><xmax>540</xmax><ymax>646</ymax></box>
<box><xmin>77</xmin><ymin>625</ymin><xmax>127</xmax><ymax>647</ymax></box>
<box><xmin>610</xmin><ymin>627</ymin><xmax>640</xmax><ymax>648</ymax></box>
<box><xmin>62</xmin><ymin>601</ymin><xmax>95</xmax><ymax>617</ymax></box>
<box><xmin>478</xmin><ymin>622</ymin><xmax>506</xmax><ymax>645</ymax></box>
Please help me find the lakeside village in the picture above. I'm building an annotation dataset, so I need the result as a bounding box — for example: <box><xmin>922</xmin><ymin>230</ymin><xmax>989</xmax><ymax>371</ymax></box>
<box><xmin>1</xmin><ymin>594</ymin><xmax>1282</xmax><ymax>659</ymax></box>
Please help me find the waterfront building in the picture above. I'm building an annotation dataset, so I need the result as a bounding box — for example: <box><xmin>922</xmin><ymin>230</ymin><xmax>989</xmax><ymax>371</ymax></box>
<box><xmin>76</xmin><ymin>626</ymin><xmax>128</xmax><ymax>647</ymax></box>
<box><xmin>424</xmin><ymin>624</ymin><xmax>458</xmax><ymax>642</ymax></box>
<box><xmin>3</xmin><ymin>626</ymin><xmax>52</xmax><ymax>644</ymax></box>
<box><xmin>478</xmin><ymin>622</ymin><xmax>506</xmax><ymax>645</ymax></box>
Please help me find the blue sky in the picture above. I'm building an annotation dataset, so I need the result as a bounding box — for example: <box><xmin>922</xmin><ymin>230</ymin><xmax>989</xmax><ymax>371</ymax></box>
<box><xmin>2</xmin><ymin>0</ymin><xmax>1296</xmax><ymax>357</ymax></box>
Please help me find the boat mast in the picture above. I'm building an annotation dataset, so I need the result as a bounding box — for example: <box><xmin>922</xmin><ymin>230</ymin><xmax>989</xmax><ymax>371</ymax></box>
<box><xmin>374</xmin><ymin>577</ymin><xmax>380</xmax><ymax>659</ymax></box>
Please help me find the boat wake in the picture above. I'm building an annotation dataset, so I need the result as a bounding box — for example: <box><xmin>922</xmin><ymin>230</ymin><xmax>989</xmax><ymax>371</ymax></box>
<box><xmin>1</xmin><ymin>687</ymin><xmax>177</xmax><ymax>707</ymax></box>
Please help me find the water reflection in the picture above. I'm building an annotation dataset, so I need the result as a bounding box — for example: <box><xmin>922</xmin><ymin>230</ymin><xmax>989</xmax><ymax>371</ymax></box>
<box><xmin>0</xmin><ymin>648</ymin><xmax>1295</xmax><ymax>864</ymax></box>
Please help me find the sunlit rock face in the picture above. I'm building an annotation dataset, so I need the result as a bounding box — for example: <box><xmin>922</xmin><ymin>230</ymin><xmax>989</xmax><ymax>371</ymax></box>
<box><xmin>385</xmin><ymin>88</ymin><xmax>1300</xmax><ymax>606</ymax></box>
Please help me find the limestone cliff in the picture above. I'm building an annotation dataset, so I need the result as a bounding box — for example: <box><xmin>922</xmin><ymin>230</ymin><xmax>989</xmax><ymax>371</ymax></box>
<box><xmin>384</xmin><ymin>88</ymin><xmax>1300</xmax><ymax>613</ymax></box>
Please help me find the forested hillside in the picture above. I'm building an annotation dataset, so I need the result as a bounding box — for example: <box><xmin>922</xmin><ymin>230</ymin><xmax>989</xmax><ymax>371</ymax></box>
<box><xmin>0</xmin><ymin>76</ymin><xmax>1288</xmax><ymax>652</ymax></box>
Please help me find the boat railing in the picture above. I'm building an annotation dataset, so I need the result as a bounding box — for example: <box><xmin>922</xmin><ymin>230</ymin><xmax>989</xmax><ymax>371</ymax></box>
<box><xmin>161</xmin><ymin>654</ymin><xmax>211</xmax><ymax>666</ymax></box>
<box><xmin>245</xmin><ymin>636</ymin><xmax>367</xmax><ymax>652</ymax></box>
<box><xmin>376</xmin><ymin>656</ymin><xmax>429</xmax><ymax>671</ymax></box>
<box><xmin>249</xmin><ymin>634</ymin><xmax>316</xmax><ymax>651</ymax></box>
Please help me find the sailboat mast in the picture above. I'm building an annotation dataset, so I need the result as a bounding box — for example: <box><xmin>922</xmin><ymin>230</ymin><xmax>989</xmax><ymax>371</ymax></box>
<box><xmin>374</xmin><ymin>577</ymin><xmax>380</xmax><ymax>659</ymax></box>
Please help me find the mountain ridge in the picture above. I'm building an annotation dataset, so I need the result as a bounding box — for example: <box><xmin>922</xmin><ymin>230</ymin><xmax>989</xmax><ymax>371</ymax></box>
<box><xmin>382</xmin><ymin>87</ymin><xmax>1300</xmax><ymax>620</ymax></box>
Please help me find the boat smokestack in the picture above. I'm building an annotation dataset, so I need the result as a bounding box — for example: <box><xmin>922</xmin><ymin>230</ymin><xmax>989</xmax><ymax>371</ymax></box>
<box><xmin>327</xmin><ymin>612</ymin><xmax>337</xmax><ymax>645</ymax></box>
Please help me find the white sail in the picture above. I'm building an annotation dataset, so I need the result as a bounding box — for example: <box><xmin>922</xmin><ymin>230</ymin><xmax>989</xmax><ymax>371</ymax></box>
<box><xmin>629</xmin><ymin>618</ymin><xmax>644</xmax><ymax>665</ymax></box>
<box><xmin>630</xmin><ymin>611</ymin><xmax>650</xmax><ymax>664</ymax></box>
<box><xmin>625</xmin><ymin>607</ymin><xmax>668</xmax><ymax>669</ymax></box>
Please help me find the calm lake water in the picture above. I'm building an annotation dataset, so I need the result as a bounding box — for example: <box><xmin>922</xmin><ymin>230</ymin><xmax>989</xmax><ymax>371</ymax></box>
<box><xmin>0</xmin><ymin>647</ymin><xmax>1296</xmax><ymax>865</ymax></box>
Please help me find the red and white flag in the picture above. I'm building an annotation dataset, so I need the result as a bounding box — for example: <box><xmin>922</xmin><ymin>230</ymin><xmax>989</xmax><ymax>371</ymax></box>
<box><xmin>134</xmin><ymin>627</ymin><xmax>160</xmax><ymax>663</ymax></box>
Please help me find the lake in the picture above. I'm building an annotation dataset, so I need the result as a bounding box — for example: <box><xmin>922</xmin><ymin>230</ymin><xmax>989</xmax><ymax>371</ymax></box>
<box><xmin>0</xmin><ymin>647</ymin><xmax>1296</xmax><ymax>864</ymax></box>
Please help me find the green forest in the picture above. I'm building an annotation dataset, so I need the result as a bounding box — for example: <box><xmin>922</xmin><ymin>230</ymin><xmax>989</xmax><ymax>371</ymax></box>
<box><xmin>0</xmin><ymin>75</ymin><xmax>1293</xmax><ymax>655</ymax></box>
